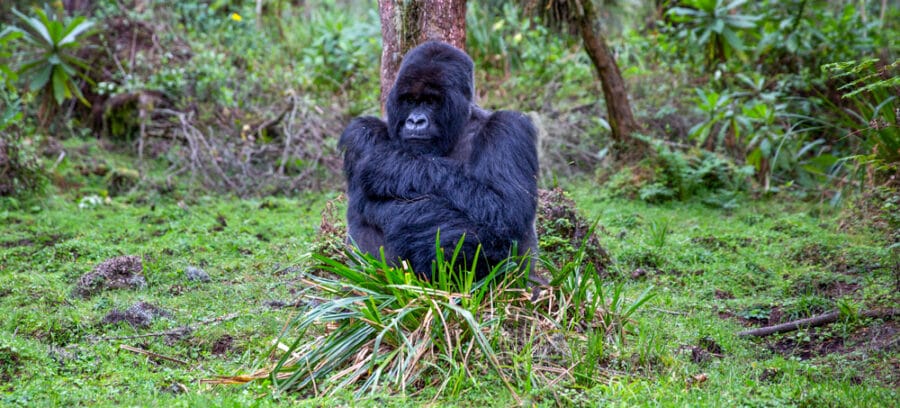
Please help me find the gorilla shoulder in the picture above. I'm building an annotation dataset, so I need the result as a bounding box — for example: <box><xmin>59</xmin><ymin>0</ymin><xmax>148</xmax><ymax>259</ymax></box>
<box><xmin>338</xmin><ymin>116</ymin><xmax>387</xmax><ymax>151</ymax></box>
<box><xmin>482</xmin><ymin>110</ymin><xmax>538</xmax><ymax>146</ymax></box>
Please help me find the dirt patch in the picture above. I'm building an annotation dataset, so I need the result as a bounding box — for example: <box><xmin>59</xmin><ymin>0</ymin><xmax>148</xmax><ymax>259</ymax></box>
<box><xmin>631</xmin><ymin>268</ymin><xmax>648</xmax><ymax>279</ymax></box>
<box><xmin>789</xmin><ymin>243</ymin><xmax>878</xmax><ymax>274</ymax></box>
<box><xmin>211</xmin><ymin>335</ymin><xmax>234</xmax><ymax>356</ymax></box>
<box><xmin>680</xmin><ymin>336</ymin><xmax>724</xmax><ymax>364</ymax></box>
<box><xmin>759</xmin><ymin>367</ymin><xmax>782</xmax><ymax>383</ymax></box>
<box><xmin>793</xmin><ymin>243</ymin><xmax>834</xmax><ymax>266</ymax></box>
<box><xmin>73</xmin><ymin>255</ymin><xmax>147</xmax><ymax>298</ymax></box>
<box><xmin>820</xmin><ymin>281</ymin><xmax>860</xmax><ymax>298</ymax></box>
<box><xmin>714</xmin><ymin>289</ymin><xmax>734</xmax><ymax>299</ymax></box>
<box><xmin>209</xmin><ymin>214</ymin><xmax>228</xmax><ymax>233</ymax></box>
<box><xmin>0</xmin><ymin>345</ymin><xmax>22</xmax><ymax>386</ymax></box>
<box><xmin>1</xmin><ymin>239</ymin><xmax>33</xmax><ymax>248</ymax></box>
<box><xmin>788</xmin><ymin>272</ymin><xmax>860</xmax><ymax>298</ymax></box>
<box><xmin>102</xmin><ymin>302</ymin><xmax>171</xmax><ymax>328</ymax></box>
<box><xmin>1</xmin><ymin>234</ymin><xmax>65</xmax><ymax>249</ymax></box>
<box><xmin>721</xmin><ymin>306</ymin><xmax>786</xmax><ymax>327</ymax></box>
<box><xmin>264</xmin><ymin>300</ymin><xmax>289</xmax><ymax>309</ymax></box>
<box><xmin>769</xmin><ymin>321</ymin><xmax>898</xmax><ymax>360</ymax></box>
<box><xmin>691</xmin><ymin>236</ymin><xmax>736</xmax><ymax>252</ymax></box>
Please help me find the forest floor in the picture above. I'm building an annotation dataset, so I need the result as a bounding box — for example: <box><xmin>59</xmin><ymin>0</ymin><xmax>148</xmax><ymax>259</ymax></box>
<box><xmin>1</xmin><ymin>178</ymin><xmax>897</xmax><ymax>406</ymax></box>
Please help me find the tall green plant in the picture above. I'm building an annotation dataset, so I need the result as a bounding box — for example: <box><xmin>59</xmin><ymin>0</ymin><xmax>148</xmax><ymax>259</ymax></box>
<box><xmin>822</xmin><ymin>59</ymin><xmax>900</xmax><ymax>175</ymax></box>
<box><xmin>0</xmin><ymin>27</ymin><xmax>21</xmax><ymax>88</ymax></box>
<box><xmin>0</xmin><ymin>88</ymin><xmax>45</xmax><ymax>197</ymax></box>
<box><xmin>9</xmin><ymin>8</ymin><xmax>95</xmax><ymax>108</ymax></box>
<box><xmin>667</xmin><ymin>0</ymin><xmax>761</xmax><ymax>66</ymax></box>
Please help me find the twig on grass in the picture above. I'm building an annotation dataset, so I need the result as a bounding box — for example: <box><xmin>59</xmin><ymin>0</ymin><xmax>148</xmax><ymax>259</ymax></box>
<box><xmin>648</xmin><ymin>307</ymin><xmax>687</xmax><ymax>316</ymax></box>
<box><xmin>737</xmin><ymin>309</ymin><xmax>898</xmax><ymax>337</ymax></box>
<box><xmin>119</xmin><ymin>344</ymin><xmax>188</xmax><ymax>365</ymax></box>
<box><xmin>88</xmin><ymin>312</ymin><xmax>242</xmax><ymax>342</ymax></box>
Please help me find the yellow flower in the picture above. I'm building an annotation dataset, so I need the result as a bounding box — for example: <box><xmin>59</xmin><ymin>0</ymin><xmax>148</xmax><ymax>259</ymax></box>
<box><xmin>231</xmin><ymin>13</ymin><xmax>242</xmax><ymax>22</ymax></box>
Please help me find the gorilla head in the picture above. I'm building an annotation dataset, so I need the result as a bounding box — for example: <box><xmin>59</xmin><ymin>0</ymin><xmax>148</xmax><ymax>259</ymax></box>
<box><xmin>385</xmin><ymin>42</ymin><xmax>476</xmax><ymax>156</ymax></box>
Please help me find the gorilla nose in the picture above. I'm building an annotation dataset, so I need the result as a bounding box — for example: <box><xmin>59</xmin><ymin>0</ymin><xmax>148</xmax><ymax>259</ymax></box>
<box><xmin>405</xmin><ymin>113</ymin><xmax>429</xmax><ymax>131</ymax></box>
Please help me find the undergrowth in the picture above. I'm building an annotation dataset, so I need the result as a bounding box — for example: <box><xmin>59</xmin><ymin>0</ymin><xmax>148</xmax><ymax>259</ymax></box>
<box><xmin>210</xmin><ymin>236</ymin><xmax>653</xmax><ymax>402</ymax></box>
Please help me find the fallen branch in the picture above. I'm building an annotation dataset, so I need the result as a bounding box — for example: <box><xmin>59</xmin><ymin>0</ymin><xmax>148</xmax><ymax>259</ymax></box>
<box><xmin>88</xmin><ymin>312</ymin><xmax>241</xmax><ymax>342</ymax></box>
<box><xmin>119</xmin><ymin>344</ymin><xmax>188</xmax><ymax>365</ymax></box>
<box><xmin>738</xmin><ymin>309</ymin><xmax>898</xmax><ymax>337</ymax></box>
<box><xmin>253</xmin><ymin>95</ymin><xmax>294</xmax><ymax>140</ymax></box>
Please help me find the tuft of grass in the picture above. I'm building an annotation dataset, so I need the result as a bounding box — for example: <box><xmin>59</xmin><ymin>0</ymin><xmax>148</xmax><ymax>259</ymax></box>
<box><xmin>208</xmin><ymin>239</ymin><xmax>532</xmax><ymax>402</ymax></box>
<box><xmin>647</xmin><ymin>218</ymin><xmax>671</xmax><ymax>248</ymax></box>
<box><xmin>210</xmin><ymin>227</ymin><xmax>659</xmax><ymax>401</ymax></box>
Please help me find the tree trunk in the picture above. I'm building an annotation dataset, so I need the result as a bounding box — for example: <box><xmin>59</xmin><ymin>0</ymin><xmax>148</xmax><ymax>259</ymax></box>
<box><xmin>378</xmin><ymin>0</ymin><xmax>467</xmax><ymax>113</ymax></box>
<box><xmin>576</xmin><ymin>1</ymin><xmax>646</xmax><ymax>159</ymax></box>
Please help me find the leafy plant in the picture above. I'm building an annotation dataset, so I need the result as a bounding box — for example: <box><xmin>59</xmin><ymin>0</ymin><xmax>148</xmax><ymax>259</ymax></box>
<box><xmin>8</xmin><ymin>8</ymin><xmax>95</xmax><ymax>111</ymax></box>
<box><xmin>755</xmin><ymin>1</ymin><xmax>884</xmax><ymax>77</ymax></box>
<box><xmin>688</xmin><ymin>87</ymin><xmax>735</xmax><ymax>148</ymax></box>
<box><xmin>666</xmin><ymin>0</ymin><xmax>761</xmax><ymax>66</ymax></box>
<box><xmin>0</xmin><ymin>88</ymin><xmax>23</xmax><ymax>133</ymax></box>
<box><xmin>0</xmin><ymin>27</ymin><xmax>22</xmax><ymax>88</ymax></box>
<box><xmin>639</xmin><ymin>140</ymin><xmax>753</xmax><ymax>203</ymax></box>
<box><xmin>822</xmin><ymin>58</ymin><xmax>900</xmax><ymax>174</ymax></box>
<box><xmin>0</xmin><ymin>115</ymin><xmax>46</xmax><ymax>197</ymax></box>
<box><xmin>686</xmin><ymin>73</ymin><xmax>842</xmax><ymax>191</ymax></box>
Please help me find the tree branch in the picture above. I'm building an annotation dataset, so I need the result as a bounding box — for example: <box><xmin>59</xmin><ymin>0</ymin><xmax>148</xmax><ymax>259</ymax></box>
<box><xmin>737</xmin><ymin>309</ymin><xmax>898</xmax><ymax>338</ymax></box>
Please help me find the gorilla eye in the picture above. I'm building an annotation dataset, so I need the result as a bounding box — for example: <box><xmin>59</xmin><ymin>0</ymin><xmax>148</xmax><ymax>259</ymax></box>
<box><xmin>401</xmin><ymin>94</ymin><xmax>439</xmax><ymax>107</ymax></box>
<box><xmin>421</xmin><ymin>94</ymin><xmax>440</xmax><ymax>105</ymax></box>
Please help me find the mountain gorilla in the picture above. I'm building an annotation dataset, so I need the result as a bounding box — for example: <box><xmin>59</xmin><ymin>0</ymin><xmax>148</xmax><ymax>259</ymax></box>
<box><xmin>339</xmin><ymin>41</ymin><xmax>539</xmax><ymax>280</ymax></box>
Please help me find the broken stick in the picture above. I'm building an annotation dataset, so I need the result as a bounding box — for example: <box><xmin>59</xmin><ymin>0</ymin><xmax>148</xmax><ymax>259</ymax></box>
<box><xmin>738</xmin><ymin>309</ymin><xmax>898</xmax><ymax>337</ymax></box>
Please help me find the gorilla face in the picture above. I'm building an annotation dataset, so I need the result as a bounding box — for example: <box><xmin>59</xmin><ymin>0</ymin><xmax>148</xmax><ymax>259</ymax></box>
<box><xmin>386</xmin><ymin>42</ymin><xmax>475</xmax><ymax>157</ymax></box>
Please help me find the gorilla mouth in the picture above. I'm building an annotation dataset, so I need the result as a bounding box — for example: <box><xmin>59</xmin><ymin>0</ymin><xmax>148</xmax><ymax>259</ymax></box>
<box><xmin>402</xmin><ymin>134</ymin><xmax>432</xmax><ymax>141</ymax></box>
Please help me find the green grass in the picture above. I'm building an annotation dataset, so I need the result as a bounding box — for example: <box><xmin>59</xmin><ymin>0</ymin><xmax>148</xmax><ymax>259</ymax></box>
<box><xmin>1</xmin><ymin>185</ymin><xmax>897</xmax><ymax>406</ymax></box>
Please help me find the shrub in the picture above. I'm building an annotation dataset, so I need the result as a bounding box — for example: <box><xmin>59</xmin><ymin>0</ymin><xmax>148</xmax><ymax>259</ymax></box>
<box><xmin>8</xmin><ymin>8</ymin><xmax>96</xmax><ymax>120</ymax></box>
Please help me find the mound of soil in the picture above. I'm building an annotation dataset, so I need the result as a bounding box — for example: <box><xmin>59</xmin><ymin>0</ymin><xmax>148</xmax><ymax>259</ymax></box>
<box><xmin>74</xmin><ymin>255</ymin><xmax>147</xmax><ymax>298</ymax></box>
<box><xmin>102</xmin><ymin>301</ymin><xmax>171</xmax><ymax>328</ymax></box>
<box><xmin>536</xmin><ymin>187</ymin><xmax>610</xmax><ymax>273</ymax></box>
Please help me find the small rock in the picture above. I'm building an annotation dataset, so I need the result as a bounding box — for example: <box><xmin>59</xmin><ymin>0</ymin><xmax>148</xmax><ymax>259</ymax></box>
<box><xmin>631</xmin><ymin>268</ymin><xmax>647</xmax><ymax>279</ymax></box>
<box><xmin>162</xmin><ymin>383</ymin><xmax>188</xmax><ymax>394</ymax></box>
<box><xmin>264</xmin><ymin>300</ymin><xmax>288</xmax><ymax>309</ymax></box>
<box><xmin>185</xmin><ymin>266</ymin><xmax>210</xmax><ymax>282</ymax></box>
<box><xmin>211</xmin><ymin>335</ymin><xmax>234</xmax><ymax>355</ymax></box>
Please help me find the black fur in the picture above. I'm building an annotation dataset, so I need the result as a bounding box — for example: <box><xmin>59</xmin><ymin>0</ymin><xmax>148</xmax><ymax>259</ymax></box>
<box><xmin>339</xmin><ymin>41</ymin><xmax>539</xmax><ymax>280</ymax></box>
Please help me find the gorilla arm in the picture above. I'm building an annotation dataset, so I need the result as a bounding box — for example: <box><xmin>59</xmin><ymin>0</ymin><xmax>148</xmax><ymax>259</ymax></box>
<box><xmin>359</xmin><ymin>111</ymin><xmax>539</xmax><ymax>252</ymax></box>
<box><xmin>338</xmin><ymin>116</ymin><xmax>392</xmax><ymax>256</ymax></box>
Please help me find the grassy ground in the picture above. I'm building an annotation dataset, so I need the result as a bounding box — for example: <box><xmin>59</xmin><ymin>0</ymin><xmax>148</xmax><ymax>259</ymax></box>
<box><xmin>0</xmin><ymin>183</ymin><xmax>897</xmax><ymax>406</ymax></box>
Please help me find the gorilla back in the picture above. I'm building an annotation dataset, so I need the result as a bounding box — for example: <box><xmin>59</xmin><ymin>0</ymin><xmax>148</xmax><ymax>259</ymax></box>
<box><xmin>339</xmin><ymin>41</ymin><xmax>539</xmax><ymax>280</ymax></box>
